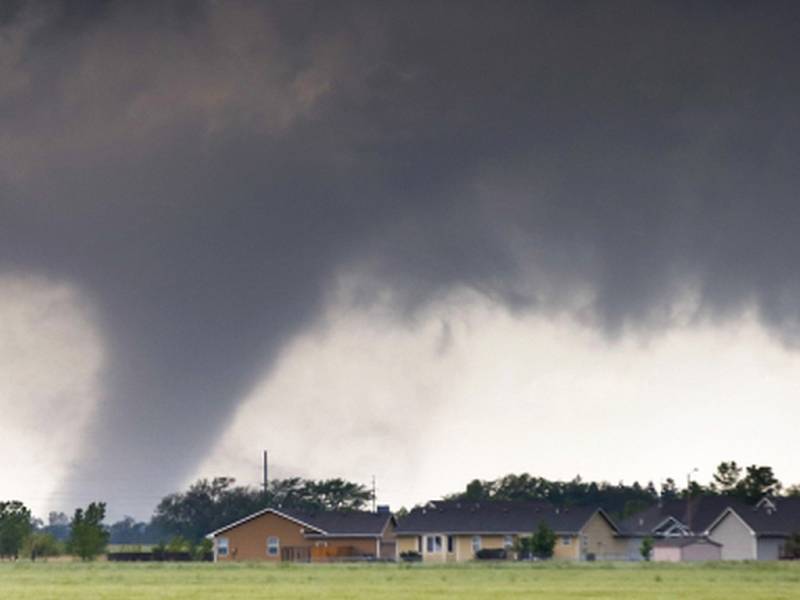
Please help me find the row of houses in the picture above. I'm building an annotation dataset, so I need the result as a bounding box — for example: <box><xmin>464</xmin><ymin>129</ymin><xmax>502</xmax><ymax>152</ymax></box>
<box><xmin>206</xmin><ymin>496</ymin><xmax>800</xmax><ymax>563</ymax></box>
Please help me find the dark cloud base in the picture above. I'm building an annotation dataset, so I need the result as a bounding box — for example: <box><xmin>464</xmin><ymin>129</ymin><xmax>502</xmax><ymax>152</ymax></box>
<box><xmin>2</xmin><ymin>0</ymin><xmax>800</xmax><ymax>514</ymax></box>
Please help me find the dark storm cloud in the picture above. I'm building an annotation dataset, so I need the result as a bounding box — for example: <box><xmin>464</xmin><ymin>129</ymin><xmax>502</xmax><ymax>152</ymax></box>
<box><xmin>2</xmin><ymin>0</ymin><xmax>800</xmax><ymax>511</ymax></box>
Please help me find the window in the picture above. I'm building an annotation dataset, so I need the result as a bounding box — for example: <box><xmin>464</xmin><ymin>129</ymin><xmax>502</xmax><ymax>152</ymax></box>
<box><xmin>217</xmin><ymin>537</ymin><xmax>229</xmax><ymax>557</ymax></box>
<box><xmin>426</xmin><ymin>535</ymin><xmax>442</xmax><ymax>553</ymax></box>
<box><xmin>447</xmin><ymin>535</ymin><xmax>454</xmax><ymax>553</ymax></box>
<box><xmin>504</xmin><ymin>535</ymin><xmax>514</xmax><ymax>549</ymax></box>
<box><xmin>562</xmin><ymin>536</ymin><xmax>571</xmax><ymax>545</ymax></box>
<box><xmin>472</xmin><ymin>535</ymin><xmax>481</xmax><ymax>553</ymax></box>
<box><xmin>267</xmin><ymin>536</ymin><xmax>280</xmax><ymax>556</ymax></box>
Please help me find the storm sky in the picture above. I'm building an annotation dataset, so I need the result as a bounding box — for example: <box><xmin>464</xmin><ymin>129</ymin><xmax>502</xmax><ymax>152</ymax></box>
<box><xmin>2</xmin><ymin>1</ymin><xmax>800</xmax><ymax>519</ymax></box>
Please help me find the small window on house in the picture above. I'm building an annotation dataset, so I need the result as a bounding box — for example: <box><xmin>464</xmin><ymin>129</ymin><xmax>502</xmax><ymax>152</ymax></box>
<box><xmin>562</xmin><ymin>536</ymin><xmax>571</xmax><ymax>545</ymax></box>
<box><xmin>217</xmin><ymin>537</ymin><xmax>229</xmax><ymax>557</ymax></box>
<box><xmin>447</xmin><ymin>535</ymin><xmax>454</xmax><ymax>553</ymax></box>
<box><xmin>504</xmin><ymin>535</ymin><xmax>514</xmax><ymax>549</ymax></box>
<box><xmin>472</xmin><ymin>535</ymin><xmax>481</xmax><ymax>553</ymax></box>
<box><xmin>267</xmin><ymin>536</ymin><xmax>280</xmax><ymax>556</ymax></box>
<box><xmin>426</xmin><ymin>535</ymin><xmax>442</xmax><ymax>553</ymax></box>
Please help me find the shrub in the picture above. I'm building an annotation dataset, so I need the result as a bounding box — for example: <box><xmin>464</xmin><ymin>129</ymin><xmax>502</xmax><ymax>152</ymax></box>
<box><xmin>399</xmin><ymin>551</ymin><xmax>422</xmax><ymax>562</ymax></box>
<box><xmin>640</xmin><ymin>536</ymin><xmax>654</xmax><ymax>561</ymax></box>
<box><xmin>475</xmin><ymin>548</ymin><xmax>507</xmax><ymax>560</ymax></box>
<box><xmin>531</xmin><ymin>521</ymin><xmax>556</xmax><ymax>559</ymax></box>
<box><xmin>23</xmin><ymin>532</ymin><xmax>62</xmax><ymax>561</ymax></box>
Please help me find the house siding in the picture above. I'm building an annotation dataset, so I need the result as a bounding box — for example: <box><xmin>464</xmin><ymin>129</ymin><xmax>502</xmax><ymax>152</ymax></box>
<box><xmin>396</xmin><ymin>535</ymin><xmax>420</xmax><ymax>558</ymax></box>
<box><xmin>653</xmin><ymin>546</ymin><xmax>681</xmax><ymax>562</ymax></box>
<box><xmin>757</xmin><ymin>538</ymin><xmax>785</xmax><ymax>561</ymax></box>
<box><xmin>708</xmin><ymin>511</ymin><xmax>756</xmax><ymax>560</ymax></box>
<box><xmin>682</xmin><ymin>542</ymin><xmax>722</xmax><ymax>561</ymax></box>
<box><xmin>579</xmin><ymin>512</ymin><xmax>628</xmax><ymax>560</ymax></box>
<box><xmin>214</xmin><ymin>512</ymin><xmax>309</xmax><ymax>562</ymax></box>
<box><xmin>553</xmin><ymin>534</ymin><xmax>580</xmax><ymax>560</ymax></box>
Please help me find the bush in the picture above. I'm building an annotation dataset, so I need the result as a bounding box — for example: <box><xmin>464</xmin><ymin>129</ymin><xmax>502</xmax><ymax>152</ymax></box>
<box><xmin>531</xmin><ymin>521</ymin><xmax>556</xmax><ymax>559</ymax></box>
<box><xmin>782</xmin><ymin>532</ymin><xmax>800</xmax><ymax>559</ymax></box>
<box><xmin>191</xmin><ymin>538</ymin><xmax>213</xmax><ymax>561</ymax></box>
<box><xmin>22</xmin><ymin>532</ymin><xmax>62</xmax><ymax>560</ymax></box>
<box><xmin>640</xmin><ymin>536</ymin><xmax>654</xmax><ymax>561</ymax></box>
<box><xmin>399</xmin><ymin>551</ymin><xmax>422</xmax><ymax>562</ymax></box>
<box><xmin>475</xmin><ymin>548</ymin><xmax>507</xmax><ymax>560</ymax></box>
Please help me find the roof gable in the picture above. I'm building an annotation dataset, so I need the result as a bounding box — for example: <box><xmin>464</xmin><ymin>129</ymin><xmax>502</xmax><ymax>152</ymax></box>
<box><xmin>207</xmin><ymin>507</ymin><xmax>326</xmax><ymax>538</ymax></box>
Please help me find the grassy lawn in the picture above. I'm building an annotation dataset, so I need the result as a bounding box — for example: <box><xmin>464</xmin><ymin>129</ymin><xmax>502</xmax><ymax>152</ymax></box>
<box><xmin>1</xmin><ymin>561</ymin><xmax>799</xmax><ymax>599</ymax></box>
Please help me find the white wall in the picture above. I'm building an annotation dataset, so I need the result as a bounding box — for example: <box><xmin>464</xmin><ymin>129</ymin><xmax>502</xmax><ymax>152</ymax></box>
<box><xmin>708</xmin><ymin>512</ymin><xmax>756</xmax><ymax>560</ymax></box>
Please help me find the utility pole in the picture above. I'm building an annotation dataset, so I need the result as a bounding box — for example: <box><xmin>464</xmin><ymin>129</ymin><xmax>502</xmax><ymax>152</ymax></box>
<box><xmin>686</xmin><ymin>467</ymin><xmax>698</xmax><ymax>533</ymax></box>
<box><xmin>371</xmin><ymin>475</ymin><xmax>376</xmax><ymax>512</ymax></box>
<box><xmin>264</xmin><ymin>450</ymin><xmax>269</xmax><ymax>494</ymax></box>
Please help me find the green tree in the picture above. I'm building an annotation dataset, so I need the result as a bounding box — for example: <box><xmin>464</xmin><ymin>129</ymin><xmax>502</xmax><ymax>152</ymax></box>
<box><xmin>640</xmin><ymin>536</ymin><xmax>654</xmax><ymax>561</ymax></box>
<box><xmin>154</xmin><ymin>476</ymin><xmax>376</xmax><ymax>544</ymax></box>
<box><xmin>68</xmin><ymin>502</ymin><xmax>109</xmax><ymax>560</ymax></box>
<box><xmin>531</xmin><ymin>521</ymin><xmax>557</xmax><ymax>559</ymax></box>
<box><xmin>785</xmin><ymin>484</ymin><xmax>800</xmax><ymax>497</ymax></box>
<box><xmin>191</xmin><ymin>538</ymin><xmax>213</xmax><ymax>561</ymax></box>
<box><xmin>660</xmin><ymin>478</ymin><xmax>679</xmax><ymax>501</ymax></box>
<box><xmin>0</xmin><ymin>501</ymin><xmax>32</xmax><ymax>559</ymax></box>
<box><xmin>735</xmin><ymin>465</ymin><xmax>781</xmax><ymax>504</ymax></box>
<box><xmin>712</xmin><ymin>461</ymin><xmax>742</xmax><ymax>494</ymax></box>
<box><xmin>22</xmin><ymin>532</ymin><xmax>62</xmax><ymax>561</ymax></box>
<box><xmin>783</xmin><ymin>532</ymin><xmax>800</xmax><ymax>559</ymax></box>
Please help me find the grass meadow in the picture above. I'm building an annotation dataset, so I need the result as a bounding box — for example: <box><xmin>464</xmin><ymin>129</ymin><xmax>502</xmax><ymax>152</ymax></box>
<box><xmin>1</xmin><ymin>560</ymin><xmax>799</xmax><ymax>599</ymax></box>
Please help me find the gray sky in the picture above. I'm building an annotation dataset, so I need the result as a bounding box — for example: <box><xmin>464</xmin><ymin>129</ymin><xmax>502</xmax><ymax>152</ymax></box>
<box><xmin>2</xmin><ymin>1</ymin><xmax>800</xmax><ymax>519</ymax></box>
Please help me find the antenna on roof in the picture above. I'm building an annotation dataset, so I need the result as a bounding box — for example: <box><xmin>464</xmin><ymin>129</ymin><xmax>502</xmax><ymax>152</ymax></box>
<box><xmin>372</xmin><ymin>475</ymin><xmax>377</xmax><ymax>512</ymax></box>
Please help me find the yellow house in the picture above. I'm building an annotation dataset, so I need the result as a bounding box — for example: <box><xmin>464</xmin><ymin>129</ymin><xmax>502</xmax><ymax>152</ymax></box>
<box><xmin>395</xmin><ymin>500</ymin><xmax>626</xmax><ymax>562</ymax></box>
<box><xmin>207</xmin><ymin>506</ymin><xmax>396</xmax><ymax>562</ymax></box>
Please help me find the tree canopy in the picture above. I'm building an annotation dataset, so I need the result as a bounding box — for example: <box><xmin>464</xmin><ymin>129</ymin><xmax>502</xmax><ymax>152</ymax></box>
<box><xmin>153</xmin><ymin>476</ymin><xmax>373</xmax><ymax>543</ymax></box>
<box><xmin>0</xmin><ymin>500</ymin><xmax>32</xmax><ymax>559</ymax></box>
<box><xmin>68</xmin><ymin>502</ymin><xmax>109</xmax><ymax>560</ymax></box>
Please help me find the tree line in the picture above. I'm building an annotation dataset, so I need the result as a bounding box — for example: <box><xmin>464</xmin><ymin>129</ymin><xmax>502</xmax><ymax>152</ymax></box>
<box><xmin>2</xmin><ymin>461</ymin><xmax>797</xmax><ymax>559</ymax></box>
<box><xmin>0</xmin><ymin>476</ymin><xmax>374</xmax><ymax>557</ymax></box>
<box><xmin>0</xmin><ymin>501</ymin><xmax>108</xmax><ymax>561</ymax></box>
<box><xmin>445</xmin><ymin>461</ymin><xmax>794</xmax><ymax>518</ymax></box>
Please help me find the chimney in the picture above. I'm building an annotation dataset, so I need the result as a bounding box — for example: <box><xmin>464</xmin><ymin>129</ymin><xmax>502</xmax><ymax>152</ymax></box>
<box><xmin>376</xmin><ymin>505</ymin><xmax>390</xmax><ymax>514</ymax></box>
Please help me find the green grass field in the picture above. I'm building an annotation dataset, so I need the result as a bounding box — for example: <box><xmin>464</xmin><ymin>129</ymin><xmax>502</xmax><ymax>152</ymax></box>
<box><xmin>1</xmin><ymin>561</ymin><xmax>799</xmax><ymax>599</ymax></box>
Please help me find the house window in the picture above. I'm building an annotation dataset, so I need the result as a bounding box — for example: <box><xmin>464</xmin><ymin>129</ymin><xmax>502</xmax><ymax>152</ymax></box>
<box><xmin>562</xmin><ymin>536</ymin><xmax>571</xmax><ymax>545</ymax></box>
<box><xmin>267</xmin><ymin>536</ymin><xmax>280</xmax><ymax>556</ymax></box>
<box><xmin>447</xmin><ymin>535</ymin><xmax>454</xmax><ymax>553</ymax></box>
<box><xmin>426</xmin><ymin>535</ymin><xmax>442</xmax><ymax>553</ymax></box>
<box><xmin>217</xmin><ymin>537</ymin><xmax>229</xmax><ymax>557</ymax></box>
<box><xmin>472</xmin><ymin>535</ymin><xmax>481</xmax><ymax>553</ymax></box>
<box><xmin>504</xmin><ymin>535</ymin><xmax>514</xmax><ymax>549</ymax></box>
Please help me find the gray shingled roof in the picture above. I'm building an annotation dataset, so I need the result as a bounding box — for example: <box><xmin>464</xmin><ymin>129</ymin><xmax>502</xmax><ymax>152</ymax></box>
<box><xmin>395</xmin><ymin>501</ymin><xmax>617</xmax><ymax>535</ymax></box>
<box><xmin>620</xmin><ymin>496</ymin><xmax>751</xmax><ymax>536</ymax></box>
<box><xmin>283</xmin><ymin>508</ymin><xmax>393</xmax><ymax>536</ymax></box>
<box><xmin>725</xmin><ymin>498</ymin><xmax>800</xmax><ymax>537</ymax></box>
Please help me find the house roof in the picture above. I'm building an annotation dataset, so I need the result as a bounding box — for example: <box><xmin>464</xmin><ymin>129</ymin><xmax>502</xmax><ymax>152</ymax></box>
<box><xmin>653</xmin><ymin>536</ymin><xmax>721</xmax><ymax>548</ymax></box>
<box><xmin>711</xmin><ymin>497</ymin><xmax>800</xmax><ymax>538</ymax></box>
<box><xmin>207</xmin><ymin>507</ymin><xmax>393</xmax><ymax>538</ymax></box>
<box><xmin>395</xmin><ymin>500</ymin><xmax>618</xmax><ymax>535</ymax></box>
<box><xmin>620</xmin><ymin>496</ymin><xmax>750</xmax><ymax>536</ymax></box>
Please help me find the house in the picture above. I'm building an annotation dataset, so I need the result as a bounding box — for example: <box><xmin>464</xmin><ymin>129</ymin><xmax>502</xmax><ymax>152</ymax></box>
<box><xmin>207</xmin><ymin>506</ymin><xmax>396</xmax><ymax>562</ymax></box>
<box><xmin>394</xmin><ymin>500</ymin><xmax>626</xmax><ymax>562</ymax></box>
<box><xmin>707</xmin><ymin>497</ymin><xmax>800</xmax><ymax>560</ymax></box>
<box><xmin>619</xmin><ymin>496</ymin><xmax>749</xmax><ymax>560</ymax></box>
<box><xmin>652</xmin><ymin>537</ymin><xmax>722</xmax><ymax>562</ymax></box>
